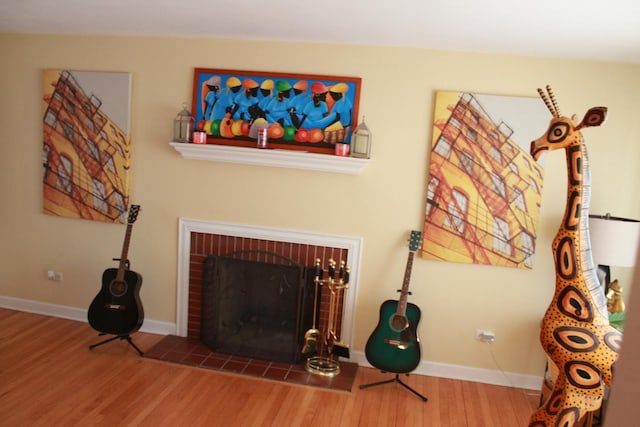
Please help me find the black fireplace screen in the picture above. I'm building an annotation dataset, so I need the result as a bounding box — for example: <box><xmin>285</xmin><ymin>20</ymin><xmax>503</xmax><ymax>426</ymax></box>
<box><xmin>201</xmin><ymin>251</ymin><xmax>314</xmax><ymax>364</ymax></box>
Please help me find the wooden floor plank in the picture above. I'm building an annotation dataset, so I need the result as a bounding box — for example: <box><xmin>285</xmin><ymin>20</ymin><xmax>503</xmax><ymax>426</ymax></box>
<box><xmin>0</xmin><ymin>309</ymin><xmax>540</xmax><ymax>426</ymax></box>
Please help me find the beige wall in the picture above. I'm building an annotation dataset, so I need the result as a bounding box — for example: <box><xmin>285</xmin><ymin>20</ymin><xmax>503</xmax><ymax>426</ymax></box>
<box><xmin>1</xmin><ymin>33</ymin><xmax>639</xmax><ymax>378</ymax></box>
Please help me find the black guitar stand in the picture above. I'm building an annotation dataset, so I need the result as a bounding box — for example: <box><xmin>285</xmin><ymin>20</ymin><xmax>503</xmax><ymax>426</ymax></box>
<box><xmin>360</xmin><ymin>372</ymin><xmax>428</xmax><ymax>402</ymax></box>
<box><xmin>89</xmin><ymin>333</ymin><xmax>144</xmax><ymax>356</ymax></box>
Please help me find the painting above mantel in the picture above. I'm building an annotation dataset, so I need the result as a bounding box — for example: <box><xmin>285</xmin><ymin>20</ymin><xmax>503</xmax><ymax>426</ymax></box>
<box><xmin>192</xmin><ymin>68</ymin><xmax>361</xmax><ymax>155</ymax></box>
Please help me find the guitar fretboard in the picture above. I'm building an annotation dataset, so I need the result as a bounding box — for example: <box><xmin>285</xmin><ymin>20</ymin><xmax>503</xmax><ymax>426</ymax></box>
<box><xmin>116</xmin><ymin>223</ymin><xmax>134</xmax><ymax>282</ymax></box>
<box><xmin>115</xmin><ymin>205</ymin><xmax>140</xmax><ymax>282</ymax></box>
<box><xmin>396</xmin><ymin>251</ymin><xmax>415</xmax><ymax>317</ymax></box>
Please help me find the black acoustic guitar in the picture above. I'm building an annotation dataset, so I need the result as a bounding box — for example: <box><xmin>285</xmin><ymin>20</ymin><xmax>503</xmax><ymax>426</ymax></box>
<box><xmin>88</xmin><ymin>205</ymin><xmax>144</xmax><ymax>336</ymax></box>
<box><xmin>364</xmin><ymin>230</ymin><xmax>422</xmax><ymax>373</ymax></box>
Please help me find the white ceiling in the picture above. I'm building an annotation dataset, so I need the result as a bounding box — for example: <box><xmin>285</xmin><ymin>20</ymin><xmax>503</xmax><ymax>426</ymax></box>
<box><xmin>1</xmin><ymin>0</ymin><xmax>639</xmax><ymax>64</ymax></box>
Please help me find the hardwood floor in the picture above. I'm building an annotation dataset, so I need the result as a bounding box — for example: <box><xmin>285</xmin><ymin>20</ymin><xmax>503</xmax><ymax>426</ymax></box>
<box><xmin>0</xmin><ymin>308</ymin><xmax>539</xmax><ymax>426</ymax></box>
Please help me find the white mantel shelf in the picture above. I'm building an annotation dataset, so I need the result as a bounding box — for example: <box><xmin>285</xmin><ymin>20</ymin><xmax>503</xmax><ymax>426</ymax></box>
<box><xmin>170</xmin><ymin>142</ymin><xmax>368</xmax><ymax>175</ymax></box>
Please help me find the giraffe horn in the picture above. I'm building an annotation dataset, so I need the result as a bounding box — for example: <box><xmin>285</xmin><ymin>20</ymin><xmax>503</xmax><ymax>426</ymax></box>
<box><xmin>546</xmin><ymin>85</ymin><xmax>561</xmax><ymax>117</ymax></box>
<box><xmin>537</xmin><ymin>88</ymin><xmax>555</xmax><ymax>116</ymax></box>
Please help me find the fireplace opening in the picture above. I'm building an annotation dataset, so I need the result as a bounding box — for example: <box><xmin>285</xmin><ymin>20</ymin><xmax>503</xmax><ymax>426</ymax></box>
<box><xmin>201</xmin><ymin>251</ymin><xmax>315</xmax><ymax>364</ymax></box>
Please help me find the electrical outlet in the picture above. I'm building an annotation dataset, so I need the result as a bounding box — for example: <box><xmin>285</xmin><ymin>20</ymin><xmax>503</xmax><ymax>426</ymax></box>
<box><xmin>47</xmin><ymin>270</ymin><xmax>63</xmax><ymax>281</ymax></box>
<box><xmin>475</xmin><ymin>329</ymin><xmax>495</xmax><ymax>343</ymax></box>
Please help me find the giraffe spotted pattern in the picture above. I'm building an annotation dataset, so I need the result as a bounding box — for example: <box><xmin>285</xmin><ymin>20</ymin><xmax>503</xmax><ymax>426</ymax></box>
<box><xmin>528</xmin><ymin>86</ymin><xmax>621</xmax><ymax>427</ymax></box>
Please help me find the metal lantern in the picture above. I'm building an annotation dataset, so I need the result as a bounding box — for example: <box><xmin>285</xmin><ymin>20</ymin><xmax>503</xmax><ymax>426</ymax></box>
<box><xmin>173</xmin><ymin>102</ymin><xmax>194</xmax><ymax>143</ymax></box>
<box><xmin>350</xmin><ymin>116</ymin><xmax>371</xmax><ymax>158</ymax></box>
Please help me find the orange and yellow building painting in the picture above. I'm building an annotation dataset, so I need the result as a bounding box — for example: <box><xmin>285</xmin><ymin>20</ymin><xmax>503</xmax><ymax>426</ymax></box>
<box><xmin>42</xmin><ymin>70</ymin><xmax>131</xmax><ymax>223</ymax></box>
<box><xmin>422</xmin><ymin>91</ymin><xmax>546</xmax><ymax>269</ymax></box>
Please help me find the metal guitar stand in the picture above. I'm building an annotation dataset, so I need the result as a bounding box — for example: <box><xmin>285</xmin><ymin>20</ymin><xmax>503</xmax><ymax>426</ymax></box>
<box><xmin>89</xmin><ymin>333</ymin><xmax>144</xmax><ymax>356</ymax></box>
<box><xmin>360</xmin><ymin>372</ymin><xmax>428</xmax><ymax>402</ymax></box>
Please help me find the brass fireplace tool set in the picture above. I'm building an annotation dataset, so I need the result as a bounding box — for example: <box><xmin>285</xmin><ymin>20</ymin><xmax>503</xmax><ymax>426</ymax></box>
<box><xmin>304</xmin><ymin>258</ymin><xmax>350</xmax><ymax>376</ymax></box>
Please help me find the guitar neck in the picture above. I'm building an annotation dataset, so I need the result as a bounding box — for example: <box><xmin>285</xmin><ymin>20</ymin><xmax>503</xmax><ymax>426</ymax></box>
<box><xmin>396</xmin><ymin>251</ymin><xmax>415</xmax><ymax>316</ymax></box>
<box><xmin>115</xmin><ymin>223</ymin><xmax>134</xmax><ymax>282</ymax></box>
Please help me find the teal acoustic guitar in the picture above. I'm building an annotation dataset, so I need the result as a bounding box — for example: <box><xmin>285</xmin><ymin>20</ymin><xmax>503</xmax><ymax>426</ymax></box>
<box><xmin>364</xmin><ymin>230</ymin><xmax>422</xmax><ymax>374</ymax></box>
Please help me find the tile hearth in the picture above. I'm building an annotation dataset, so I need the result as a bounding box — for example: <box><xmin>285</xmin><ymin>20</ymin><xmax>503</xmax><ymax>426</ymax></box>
<box><xmin>144</xmin><ymin>335</ymin><xmax>357</xmax><ymax>392</ymax></box>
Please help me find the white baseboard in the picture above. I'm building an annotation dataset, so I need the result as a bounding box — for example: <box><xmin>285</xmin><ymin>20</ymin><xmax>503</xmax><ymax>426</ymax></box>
<box><xmin>350</xmin><ymin>352</ymin><xmax>542</xmax><ymax>391</ymax></box>
<box><xmin>0</xmin><ymin>296</ymin><xmax>542</xmax><ymax>390</ymax></box>
<box><xmin>0</xmin><ymin>295</ymin><xmax>176</xmax><ymax>335</ymax></box>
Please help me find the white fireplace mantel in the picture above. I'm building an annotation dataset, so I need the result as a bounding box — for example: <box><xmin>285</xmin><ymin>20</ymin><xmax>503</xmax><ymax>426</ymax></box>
<box><xmin>170</xmin><ymin>142</ymin><xmax>369</xmax><ymax>175</ymax></box>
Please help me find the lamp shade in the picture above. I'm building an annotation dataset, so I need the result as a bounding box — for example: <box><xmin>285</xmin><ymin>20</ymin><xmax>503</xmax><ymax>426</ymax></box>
<box><xmin>589</xmin><ymin>214</ymin><xmax>640</xmax><ymax>267</ymax></box>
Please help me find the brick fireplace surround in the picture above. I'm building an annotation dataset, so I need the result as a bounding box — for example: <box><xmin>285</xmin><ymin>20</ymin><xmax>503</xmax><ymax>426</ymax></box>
<box><xmin>143</xmin><ymin>219</ymin><xmax>362</xmax><ymax>390</ymax></box>
<box><xmin>175</xmin><ymin>218</ymin><xmax>362</xmax><ymax>346</ymax></box>
<box><xmin>189</xmin><ymin>234</ymin><xmax>347</xmax><ymax>342</ymax></box>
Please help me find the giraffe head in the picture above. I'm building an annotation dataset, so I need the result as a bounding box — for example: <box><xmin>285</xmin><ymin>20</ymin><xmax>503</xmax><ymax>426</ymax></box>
<box><xmin>530</xmin><ymin>85</ymin><xmax>607</xmax><ymax>160</ymax></box>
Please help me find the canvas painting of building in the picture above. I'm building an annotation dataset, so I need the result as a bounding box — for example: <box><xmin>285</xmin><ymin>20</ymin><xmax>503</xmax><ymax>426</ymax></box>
<box><xmin>42</xmin><ymin>70</ymin><xmax>132</xmax><ymax>223</ymax></box>
<box><xmin>422</xmin><ymin>91</ymin><xmax>547</xmax><ymax>269</ymax></box>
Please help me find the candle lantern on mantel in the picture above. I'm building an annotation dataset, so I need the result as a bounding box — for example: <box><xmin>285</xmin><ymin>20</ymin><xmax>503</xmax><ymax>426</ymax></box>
<box><xmin>350</xmin><ymin>116</ymin><xmax>372</xmax><ymax>159</ymax></box>
<box><xmin>173</xmin><ymin>102</ymin><xmax>194</xmax><ymax>143</ymax></box>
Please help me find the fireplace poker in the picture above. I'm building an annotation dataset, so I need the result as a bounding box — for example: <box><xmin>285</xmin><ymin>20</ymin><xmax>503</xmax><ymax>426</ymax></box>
<box><xmin>301</xmin><ymin>258</ymin><xmax>322</xmax><ymax>356</ymax></box>
<box><xmin>330</xmin><ymin>261</ymin><xmax>350</xmax><ymax>358</ymax></box>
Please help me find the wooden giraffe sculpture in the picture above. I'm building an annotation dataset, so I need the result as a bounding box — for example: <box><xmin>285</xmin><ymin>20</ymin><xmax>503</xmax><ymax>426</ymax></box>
<box><xmin>528</xmin><ymin>86</ymin><xmax>622</xmax><ymax>427</ymax></box>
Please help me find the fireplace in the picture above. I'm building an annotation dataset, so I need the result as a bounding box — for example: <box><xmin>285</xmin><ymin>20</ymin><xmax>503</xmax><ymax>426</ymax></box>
<box><xmin>175</xmin><ymin>219</ymin><xmax>362</xmax><ymax>362</ymax></box>
<box><xmin>201</xmin><ymin>251</ymin><xmax>314</xmax><ymax>363</ymax></box>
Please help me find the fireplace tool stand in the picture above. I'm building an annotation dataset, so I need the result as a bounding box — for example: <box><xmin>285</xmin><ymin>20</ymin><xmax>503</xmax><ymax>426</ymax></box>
<box><xmin>360</xmin><ymin>373</ymin><xmax>428</xmax><ymax>401</ymax></box>
<box><xmin>89</xmin><ymin>333</ymin><xmax>144</xmax><ymax>356</ymax></box>
<box><xmin>305</xmin><ymin>259</ymin><xmax>350</xmax><ymax>377</ymax></box>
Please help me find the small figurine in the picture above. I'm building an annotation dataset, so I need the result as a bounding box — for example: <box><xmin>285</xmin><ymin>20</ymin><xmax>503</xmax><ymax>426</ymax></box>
<box><xmin>606</xmin><ymin>279</ymin><xmax>625</xmax><ymax>314</ymax></box>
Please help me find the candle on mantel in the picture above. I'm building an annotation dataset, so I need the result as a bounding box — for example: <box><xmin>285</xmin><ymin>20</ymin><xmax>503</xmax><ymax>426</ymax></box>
<box><xmin>192</xmin><ymin>131</ymin><xmax>207</xmax><ymax>144</ymax></box>
<box><xmin>335</xmin><ymin>143</ymin><xmax>349</xmax><ymax>156</ymax></box>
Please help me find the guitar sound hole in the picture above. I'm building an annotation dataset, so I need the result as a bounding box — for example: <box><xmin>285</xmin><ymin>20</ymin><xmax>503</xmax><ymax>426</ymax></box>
<box><xmin>389</xmin><ymin>314</ymin><xmax>408</xmax><ymax>332</ymax></box>
<box><xmin>110</xmin><ymin>280</ymin><xmax>128</xmax><ymax>297</ymax></box>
